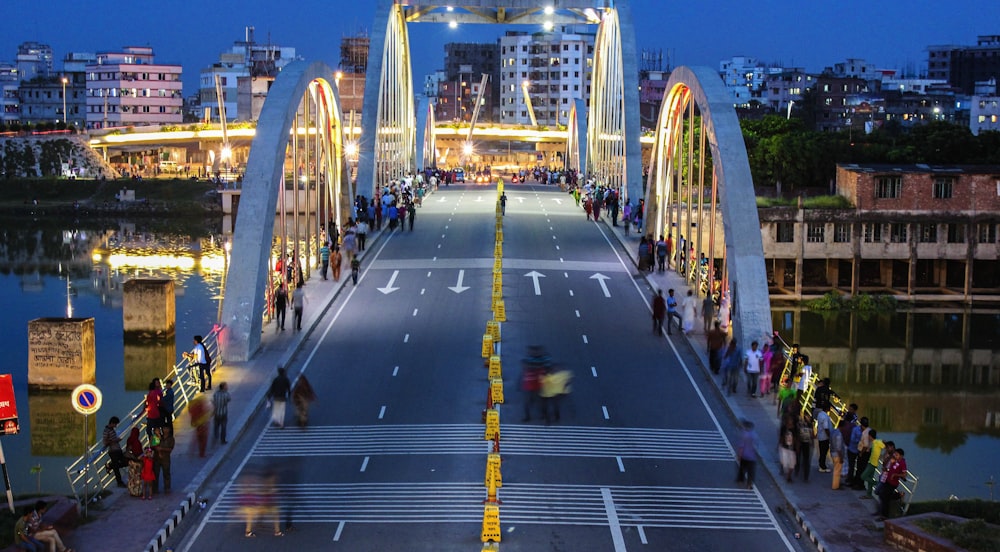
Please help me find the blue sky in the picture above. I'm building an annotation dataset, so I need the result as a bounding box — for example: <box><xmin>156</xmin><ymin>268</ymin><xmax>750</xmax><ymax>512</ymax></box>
<box><xmin>4</xmin><ymin>0</ymin><xmax>999</xmax><ymax>95</ymax></box>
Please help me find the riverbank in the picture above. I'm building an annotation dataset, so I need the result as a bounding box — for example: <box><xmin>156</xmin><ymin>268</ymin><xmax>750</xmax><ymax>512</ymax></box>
<box><xmin>0</xmin><ymin>177</ymin><xmax>222</xmax><ymax>216</ymax></box>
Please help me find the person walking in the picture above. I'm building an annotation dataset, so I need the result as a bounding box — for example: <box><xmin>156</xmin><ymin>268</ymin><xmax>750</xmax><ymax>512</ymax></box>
<box><xmin>499</xmin><ymin>192</ymin><xmax>507</xmax><ymax>215</ymax></box>
<box><xmin>655</xmin><ymin>236</ymin><xmax>668</xmax><ymax>272</ymax></box>
<box><xmin>268</xmin><ymin>367</ymin><xmax>292</xmax><ymax>428</ymax></box>
<box><xmin>652</xmin><ymin>289</ymin><xmax>666</xmax><ymax>335</ymax></box>
<box><xmin>356</xmin><ymin>219</ymin><xmax>369</xmax><ymax>251</ymax></box>
<box><xmin>291</xmin><ymin>282</ymin><xmax>305</xmax><ymax>331</ymax></box>
<box><xmin>188</xmin><ymin>394</ymin><xmax>212</xmax><ymax>458</ymax></box>
<box><xmin>213</xmin><ymin>382</ymin><xmax>231</xmax><ymax>444</ymax></box>
<box><xmin>125</xmin><ymin>427</ymin><xmax>144</xmax><ymax>497</ymax></box>
<box><xmin>622</xmin><ymin>203</ymin><xmax>631</xmax><ymax>236</ymax></box>
<box><xmin>702</xmin><ymin>292</ymin><xmax>715</xmax><ymax>332</ymax></box>
<box><xmin>735</xmin><ymin>420</ymin><xmax>758</xmax><ymax>489</ymax></box>
<box><xmin>152</xmin><ymin>426</ymin><xmax>174</xmax><ymax>494</ymax></box>
<box><xmin>161</xmin><ymin>378</ymin><xmax>175</xmax><ymax>427</ymax></box>
<box><xmin>795</xmin><ymin>411</ymin><xmax>815</xmax><ymax>482</ymax></box>
<box><xmin>706</xmin><ymin>321</ymin><xmax>727</xmax><ymax>374</ymax></box>
<box><xmin>145</xmin><ymin>378</ymin><xmax>163</xmax><ymax>437</ymax></box>
<box><xmin>815</xmin><ymin>406</ymin><xmax>833</xmax><ymax>473</ymax></box>
<box><xmin>408</xmin><ymin>201</ymin><xmax>416</xmax><ymax>230</ymax></box>
<box><xmin>743</xmin><ymin>341</ymin><xmax>763</xmax><ymax>397</ymax></box>
<box><xmin>292</xmin><ymin>375</ymin><xmax>317</xmax><ymax>427</ymax></box>
<box><xmin>721</xmin><ymin>340</ymin><xmax>741</xmax><ymax>394</ymax></box>
<box><xmin>141</xmin><ymin>447</ymin><xmax>155</xmax><ymax>500</ymax></box>
<box><xmin>681</xmin><ymin>290</ymin><xmax>698</xmax><ymax>334</ymax></box>
<box><xmin>778</xmin><ymin>414</ymin><xmax>798</xmax><ymax>483</ymax></box>
<box><xmin>319</xmin><ymin>242</ymin><xmax>330</xmax><ymax>280</ymax></box>
<box><xmin>665</xmin><ymin>289</ymin><xmax>682</xmax><ymax>335</ymax></box>
<box><xmin>103</xmin><ymin>416</ymin><xmax>127</xmax><ymax>488</ymax></box>
<box><xmin>331</xmin><ymin>246</ymin><xmax>343</xmax><ymax>282</ymax></box>
<box><xmin>520</xmin><ymin>346</ymin><xmax>549</xmax><ymax>422</ymax></box>
<box><xmin>274</xmin><ymin>284</ymin><xmax>288</xmax><ymax>331</ymax></box>
<box><xmin>830</xmin><ymin>419</ymin><xmax>846</xmax><ymax>490</ymax></box>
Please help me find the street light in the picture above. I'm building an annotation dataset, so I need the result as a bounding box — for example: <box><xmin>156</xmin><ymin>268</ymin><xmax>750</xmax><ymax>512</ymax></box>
<box><xmin>61</xmin><ymin>77</ymin><xmax>68</xmax><ymax>126</ymax></box>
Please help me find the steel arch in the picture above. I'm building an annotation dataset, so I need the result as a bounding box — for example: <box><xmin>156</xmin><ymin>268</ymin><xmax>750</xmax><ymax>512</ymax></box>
<box><xmin>644</xmin><ymin>65</ymin><xmax>772</xmax><ymax>351</ymax></box>
<box><xmin>220</xmin><ymin>61</ymin><xmax>349</xmax><ymax>361</ymax></box>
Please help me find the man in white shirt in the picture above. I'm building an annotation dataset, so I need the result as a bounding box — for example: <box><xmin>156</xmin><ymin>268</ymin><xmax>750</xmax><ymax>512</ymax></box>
<box><xmin>743</xmin><ymin>341</ymin><xmax>763</xmax><ymax>398</ymax></box>
<box><xmin>815</xmin><ymin>406</ymin><xmax>833</xmax><ymax>473</ymax></box>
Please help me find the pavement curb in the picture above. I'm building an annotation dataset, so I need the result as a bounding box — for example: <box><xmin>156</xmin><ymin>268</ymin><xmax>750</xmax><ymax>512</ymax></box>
<box><xmin>144</xmin><ymin>492</ymin><xmax>196</xmax><ymax>552</ymax></box>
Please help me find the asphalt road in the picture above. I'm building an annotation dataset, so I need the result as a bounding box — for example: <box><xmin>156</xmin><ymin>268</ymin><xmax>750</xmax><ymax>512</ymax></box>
<box><xmin>172</xmin><ymin>183</ymin><xmax>813</xmax><ymax>552</ymax></box>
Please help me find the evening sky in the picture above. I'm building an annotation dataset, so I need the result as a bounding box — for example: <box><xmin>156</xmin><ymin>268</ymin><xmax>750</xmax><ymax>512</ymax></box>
<box><xmin>4</xmin><ymin>0</ymin><xmax>1000</xmax><ymax>95</ymax></box>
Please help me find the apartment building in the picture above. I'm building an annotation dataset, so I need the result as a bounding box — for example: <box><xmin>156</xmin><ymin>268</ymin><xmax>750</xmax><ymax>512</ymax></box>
<box><xmin>498</xmin><ymin>29</ymin><xmax>594</xmax><ymax>126</ymax></box>
<box><xmin>760</xmin><ymin>164</ymin><xmax>1000</xmax><ymax>302</ymax></box>
<box><xmin>85</xmin><ymin>46</ymin><xmax>183</xmax><ymax>129</ymax></box>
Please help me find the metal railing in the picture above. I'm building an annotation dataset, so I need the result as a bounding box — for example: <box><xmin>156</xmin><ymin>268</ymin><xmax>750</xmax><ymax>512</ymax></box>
<box><xmin>64</xmin><ymin>326</ymin><xmax>223</xmax><ymax>504</ymax></box>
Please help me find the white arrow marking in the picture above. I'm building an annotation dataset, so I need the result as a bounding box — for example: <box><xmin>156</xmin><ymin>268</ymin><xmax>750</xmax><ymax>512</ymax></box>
<box><xmin>517</xmin><ymin>197</ymin><xmax>525</xmax><ymax>203</ymax></box>
<box><xmin>437</xmin><ymin>197</ymin><xmax>448</xmax><ymax>202</ymax></box>
<box><xmin>590</xmin><ymin>273</ymin><xmax>612</xmax><ymax>298</ymax></box>
<box><xmin>377</xmin><ymin>270</ymin><xmax>400</xmax><ymax>294</ymax></box>
<box><xmin>550</xmin><ymin>198</ymin><xmax>563</xmax><ymax>205</ymax></box>
<box><xmin>475</xmin><ymin>196</ymin><xmax>483</xmax><ymax>202</ymax></box>
<box><xmin>448</xmin><ymin>269</ymin><xmax>471</xmax><ymax>294</ymax></box>
<box><xmin>525</xmin><ymin>270</ymin><xmax>545</xmax><ymax>295</ymax></box>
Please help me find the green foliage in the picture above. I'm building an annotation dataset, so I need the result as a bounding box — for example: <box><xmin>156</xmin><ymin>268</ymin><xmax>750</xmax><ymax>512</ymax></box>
<box><xmin>913</xmin><ymin>517</ymin><xmax>1000</xmax><ymax>552</ymax></box>
<box><xmin>908</xmin><ymin>500</ymin><xmax>1000</xmax><ymax>526</ymax></box>
<box><xmin>37</xmin><ymin>139</ymin><xmax>75</xmax><ymax>176</ymax></box>
<box><xmin>803</xmin><ymin>291</ymin><xmax>897</xmax><ymax>314</ymax></box>
<box><xmin>755</xmin><ymin>195</ymin><xmax>852</xmax><ymax>208</ymax></box>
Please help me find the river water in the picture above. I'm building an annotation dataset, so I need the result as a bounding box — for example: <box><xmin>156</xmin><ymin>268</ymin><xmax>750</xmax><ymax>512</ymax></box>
<box><xmin>1</xmin><ymin>218</ymin><xmax>997</xmax><ymax>503</ymax></box>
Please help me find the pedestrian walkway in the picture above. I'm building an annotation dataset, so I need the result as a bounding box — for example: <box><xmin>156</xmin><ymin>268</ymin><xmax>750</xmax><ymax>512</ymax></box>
<box><xmin>65</xmin><ymin>222</ymin><xmax>394</xmax><ymax>552</ymax></box>
<box><xmin>599</xmin><ymin>210</ymin><xmax>891</xmax><ymax>551</ymax></box>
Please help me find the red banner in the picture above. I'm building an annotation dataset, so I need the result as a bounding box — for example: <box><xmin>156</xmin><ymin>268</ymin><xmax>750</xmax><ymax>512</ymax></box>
<box><xmin>0</xmin><ymin>375</ymin><xmax>19</xmax><ymax>436</ymax></box>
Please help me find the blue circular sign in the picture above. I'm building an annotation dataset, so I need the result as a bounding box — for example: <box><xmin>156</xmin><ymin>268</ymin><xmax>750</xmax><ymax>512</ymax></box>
<box><xmin>71</xmin><ymin>384</ymin><xmax>102</xmax><ymax>415</ymax></box>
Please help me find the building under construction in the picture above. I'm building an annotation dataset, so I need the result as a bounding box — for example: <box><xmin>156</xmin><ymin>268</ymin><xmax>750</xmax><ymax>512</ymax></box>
<box><xmin>340</xmin><ymin>34</ymin><xmax>369</xmax><ymax>75</ymax></box>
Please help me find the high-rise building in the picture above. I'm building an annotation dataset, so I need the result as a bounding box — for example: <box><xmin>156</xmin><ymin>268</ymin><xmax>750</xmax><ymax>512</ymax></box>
<box><xmin>498</xmin><ymin>29</ymin><xmax>595</xmax><ymax>126</ymax></box>
<box><xmin>0</xmin><ymin>63</ymin><xmax>18</xmax><ymax>124</ymax></box>
<box><xmin>84</xmin><ymin>46</ymin><xmax>183</xmax><ymax>129</ymax></box>
<box><xmin>337</xmin><ymin>34</ymin><xmax>369</xmax><ymax>116</ymax></box>
<box><xmin>927</xmin><ymin>35</ymin><xmax>1000</xmax><ymax>96</ymax></box>
<box><xmin>435</xmin><ymin>42</ymin><xmax>500</xmax><ymax>123</ymax></box>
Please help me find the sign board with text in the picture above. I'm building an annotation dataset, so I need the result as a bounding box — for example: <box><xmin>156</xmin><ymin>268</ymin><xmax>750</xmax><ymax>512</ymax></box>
<box><xmin>0</xmin><ymin>374</ymin><xmax>20</xmax><ymax>435</ymax></box>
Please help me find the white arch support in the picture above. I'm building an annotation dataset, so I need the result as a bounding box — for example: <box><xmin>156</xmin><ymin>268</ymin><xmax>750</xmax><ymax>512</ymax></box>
<box><xmin>220</xmin><ymin>61</ymin><xmax>349</xmax><ymax>362</ymax></box>
<box><xmin>644</xmin><ymin>65</ymin><xmax>772</xmax><ymax>351</ymax></box>
<box><xmin>357</xmin><ymin>0</ymin><xmax>416</xmax><ymax>196</ymax></box>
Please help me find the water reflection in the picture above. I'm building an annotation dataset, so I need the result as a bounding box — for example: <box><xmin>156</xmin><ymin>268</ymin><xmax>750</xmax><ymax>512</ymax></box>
<box><xmin>774</xmin><ymin>307</ymin><xmax>1000</xmax><ymax>499</ymax></box>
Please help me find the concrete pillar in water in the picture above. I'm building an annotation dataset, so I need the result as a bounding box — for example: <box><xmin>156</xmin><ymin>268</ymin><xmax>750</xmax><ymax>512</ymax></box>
<box><xmin>123</xmin><ymin>279</ymin><xmax>175</xmax><ymax>339</ymax></box>
<box><xmin>27</xmin><ymin>318</ymin><xmax>96</xmax><ymax>389</ymax></box>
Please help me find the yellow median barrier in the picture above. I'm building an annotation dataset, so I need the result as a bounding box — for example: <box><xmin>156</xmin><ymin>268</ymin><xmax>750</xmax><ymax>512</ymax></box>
<box><xmin>493</xmin><ymin>300</ymin><xmax>506</xmax><ymax>322</ymax></box>
<box><xmin>485</xmin><ymin>452</ymin><xmax>502</xmax><ymax>488</ymax></box>
<box><xmin>488</xmin><ymin>355</ymin><xmax>501</xmax><ymax>378</ymax></box>
<box><xmin>482</xmin><ymin>333</ymin><xmax>493</xmax><ymax>358</ymax></box>
<box><xmin>481</xmin><ymin>503</ymin><xmax>501</xmax><ymax>543</ymax></box>
<box><xmin>490</xmin><ymin>377</ymin><xmax>504</xmax><ymax>404</ymax></box>
<box><xmin>484</xmin><ymin>408</ymin><xmax>499</xmax><ymax>440</ymax></box>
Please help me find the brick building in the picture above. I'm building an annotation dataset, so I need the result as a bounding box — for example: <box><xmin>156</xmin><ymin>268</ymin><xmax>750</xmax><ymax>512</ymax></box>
<box><xmin>760</xmin><ymin>164</ymin><xmax>1000</xmax><ymax>302</ymax></box>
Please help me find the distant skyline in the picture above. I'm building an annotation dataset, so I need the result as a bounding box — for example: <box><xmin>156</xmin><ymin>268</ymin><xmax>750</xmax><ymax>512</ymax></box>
<box><xmin>4</xmin><ymin>0</ymin><xmax>1000</xmax><ymax>96</ymax></box>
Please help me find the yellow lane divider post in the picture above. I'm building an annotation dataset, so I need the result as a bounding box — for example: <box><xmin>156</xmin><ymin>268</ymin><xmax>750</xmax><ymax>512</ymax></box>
<box><xmin>486</xmin><ymin>320</ymin><xmax>500</xmax><ymax>342</ymax></box>
<box><xmin>494</xmin><ymin>299</ymin><xmax>506</xmax><ymax>322</ymax></box>
<box><xmin>485</xmin><ymin>452</ymin><xmax>502</xmax><ymax>488</ymax></box>
<box><xmin>482</xmin><ymin>333</ymin><xmax>494</xmax><ymax>358</ymax></box>
<box><xmin>488</xmin><ymin>355</ymin><xmax>502</xmax><ymax>378</ymax></box>
<box><xmin>484</xmin><ymin>407</ymin><xmax>499</xmax><ymax>440</ymax></box>
<box><xmin>490</xmin><ymin>377</ymin><xmax>504</xmax><ymax>404</ymax></box>
<box><xmin>481</xmin><ymin>502</ymin><xmax>501</xmax><ymax>543</ymax></box>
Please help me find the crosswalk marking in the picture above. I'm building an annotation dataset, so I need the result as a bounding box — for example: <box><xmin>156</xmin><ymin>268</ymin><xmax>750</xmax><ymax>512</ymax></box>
<box><xmin>250</xmin><ymin>424</ymin><xmax>731</xmax><ymax>461</ymax></box>
<box><xmin>206</xmin><ymin>482</ymin><xmax>774</xmax><ymax>531</ymax></box>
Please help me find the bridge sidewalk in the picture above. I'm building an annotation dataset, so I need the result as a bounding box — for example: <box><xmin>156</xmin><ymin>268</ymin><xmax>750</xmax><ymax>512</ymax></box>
<box><xmin>601</xmin><ymin>213</ymin><xmax>891</xmax><ymax>551</ymax></box>
<box><xmin>66</xmin><ymin>223</ymin><xmax>394</xmax><ymax>552</ymax></box>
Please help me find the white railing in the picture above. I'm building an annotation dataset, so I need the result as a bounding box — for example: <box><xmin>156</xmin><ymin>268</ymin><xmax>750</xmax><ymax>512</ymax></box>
<box><xmin>64</xmin><ymin>326</ymin><xmax>223</xmax><ymax>504</ymax></box>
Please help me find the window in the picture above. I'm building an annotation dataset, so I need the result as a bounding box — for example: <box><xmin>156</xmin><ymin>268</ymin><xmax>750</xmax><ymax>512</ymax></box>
<box><xmin>890</xmin><ymin>223</ymin><xmax>907</xmax><ymax>243</ymax></box>
<box><xmin>863</xmin><ymin>223</ymin><xmax>883</xmax><ymax>243</ymax></box>
<box><xmin>833</xmin><ymin>223</ymin><xmax>850</xmax><ymax>243</ymax></box>
<box><xmin>933</xmin><ymin>177</ymin><xmax>954</xmax><ymax>199</ymax></box>
<box><xmin>806</xmin><ymin>223</ymin><xmax>825</xmax><ymax>243</ymax></box>
<box><xmin>776</xmin><ymin>222</ymin><xmax>795</xmax><ymax>243</ymax></box>
<box><xmin>946</xmin><ymin>223</ymin><xmax>966</xmax><ymax>243</ymax></box>
<box><xmin>875</xmin><ymin>176</ymin><xmax>902</xmax><ymax>199</ymax></box>
<box><xmin>979</xmin><ymin>223</ymin><xmax>997</xmax><ymax>243</ymax></box>
<box><xmin>919</xmin><ymin>223</ymin><xmax>938</xmax><ymax>243</ymax></box>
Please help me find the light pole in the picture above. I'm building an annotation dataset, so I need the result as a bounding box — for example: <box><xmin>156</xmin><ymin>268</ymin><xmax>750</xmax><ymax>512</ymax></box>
<box><xmin>61</xmin><ymin>77</ymin><xmax>68</xmax><ymax>126</ymax></box>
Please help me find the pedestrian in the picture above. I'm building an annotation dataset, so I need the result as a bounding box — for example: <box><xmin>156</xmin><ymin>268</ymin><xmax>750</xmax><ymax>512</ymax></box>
<box><xmin>141</xmin><ymin>447</ymin><xmax>155</xmax><ymax>500</ymax></box>
<box><xmin>759</xmin><ymin>344</ymin><xmax>773</xmax><ymax>396</ymax></box>
<box><xmin>520</xmin><ymin>346</ymin><xmax>549</xmax><ymax>422</ymax></box>
<box><xmin>356</xmin><ymin>219</ymin><xmax>369</xmax><ymax>251</ymax></box>
<box><xmin>706</xmin><ymin>321</ymin><xmax>726</xmax><ymax>374</ymax></box>
<box><xmin>623</xmin><ymin>202</ymin><xmax>631</xmax><ymax>236</ymax></box>
<box><xmin>351</xmin><ymin>255</ymin><xmax>361</xmax><ymax>285</ymax></box>
<box><xmin>292</xmin><ymin>375</ymin><xmax>317</xmax><ymax>427</ymax></box>
<box><xmin>830</xmin><ymin>419</ymin><xmax>846</xmax><ymax>490</ymax></box>
<box><xmin>319</xmin><ymin>242</ymin><xmax>330</xmax><ymax>280</ymax></box>
<box><xmin>665</xmin><ymin>289</ymin><xmax>682</xmax><ymax>335</ymax></box>
<box><xmin>159</xmin><ymin>379</ymin><xmax>175</xmax><ymax>428</ymax></box>
<box><xmin>102</xmin><ymin>416</ymin><xmax>127</xmax><ymax>488</ymax></box>
<box><xmin>408</xmin><ymin>201</ymin><xmax>416</xmax><ymax>230</ymax></box>
<box><xmin>184</xmin><ymin>335</ymin><xmax>212</xmax><ymax>391</ymax></box>
<box><xmin>188</xmin><ymin>394</ymin><xmax>211</xmax><ymax>458</ymax></box>
<box><xmin>863</xmin><ymin>439</ymin><xmax>894</xmax><ymax>498</ymax></box>
<box><xmin>291</xmin><ymin>282</ymin><xmax>305</xmax><ymax>331</ymax></box>
<box><xmin>702</xmin><ymin>292</ymin><xmax>715</xmax><ymax>332</ymax></box>
<box><xmin>153</xmin><ymin>426</ymin><xmax>174</xmax><ymax>494</ymax></box>
<box><xmin>213</xmin><ymin>382</ymin><xmax>231</xmax><ymax>444</ymax></box>
<box><xmin>125</xmin><ymin>427</ymin><xmax>144</xmax><ymax>497</ymax></box>
<box><xmin>743</xmin><ymin>341</ymin><xmax>763</xmax><ymax>397</ymax></box>
<box><xmin>268</xmin><ymin>367</ymin><xmax>292</xmax><ymax>428</ymax></box>
<box><xmin>342</xmin><ymin>229</ymin><xmax>358</xmax><ymax>264</ymax></box>
<box><xmin>331</xmin><ymin>246</ymin><xmax>343</xmax><ymax>282</ymax></box>
<box><xmin>815</xmin><ymin>406</ymin><xmax>832</xmax><ymax>473</ymax></box>
<box><xmin>778</xmin><ymin>414</ymin><xmax>798</xmax><ymax>482</ymax></box>
<box><xmin>846</xmin><ymin>416</ymin><xmax>868</xmax><ymax>487</ymax></box>
<box><xmin>499</xmin><ymin>192</ymin><xmax>507</xmax><ymax>215</ymax></box>
<box><xmin>795</xmin><ymin>411</ymin><xmax>814</xmax><ymax>482</ymax></box>
<box><xmin>876</xmin><ymin>448</ymin><xmax>907</xmax><ymax>521</ymax></box>
<box><xmin>652</xmin><ymin>289</ymin><xmax>666</xmax><ymax>335</ymax></box>
<box><xmin>736</xmin><ymin>420</ymin><xmax>758</xmax><ymax>489</ymax></box>
<box><xmin>274</xmin><ymin>284</ymin><xmax>288</xmax><ymax>331</ymax></box>
<box><xmin>721</xmin><ymin>340</ymin><xmax>741</xmax><ymax>394</ymax></box>
<box><xmin>655</xmin><ymin>235</ymin><xmax>668</xmax><ymax>272</ymax></box>
<box><xmin>145</xmin><ymin>378</ymin><xmax>162</xmax><ymax>437</ymax></box>
<box><xmin>681</xmin><ymin>290</ymin><xmax>697</xmax><ymax>334</ymax></box>
<box><xmin>539</xmin><ymin>366</ymin><xmax>571</xmax><ymax>424</ymax></box>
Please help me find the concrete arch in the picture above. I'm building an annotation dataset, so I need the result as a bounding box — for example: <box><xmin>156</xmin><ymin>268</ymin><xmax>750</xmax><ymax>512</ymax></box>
<box><xmin>644</xmin><ymin>65</ymin><xmax>772</xmax><ymax>351</ymax></box>
<box><xmin>221</xmin><ymin>60</ymin><xmax>349</xmax><ymax>362</ymax></box>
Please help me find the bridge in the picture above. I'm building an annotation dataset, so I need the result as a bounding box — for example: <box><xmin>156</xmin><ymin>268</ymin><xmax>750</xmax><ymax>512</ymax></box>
<box><xmin>219</xmin><ymin>0</ymin><xmax>772</xmax><ymax>361</ymax></box>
